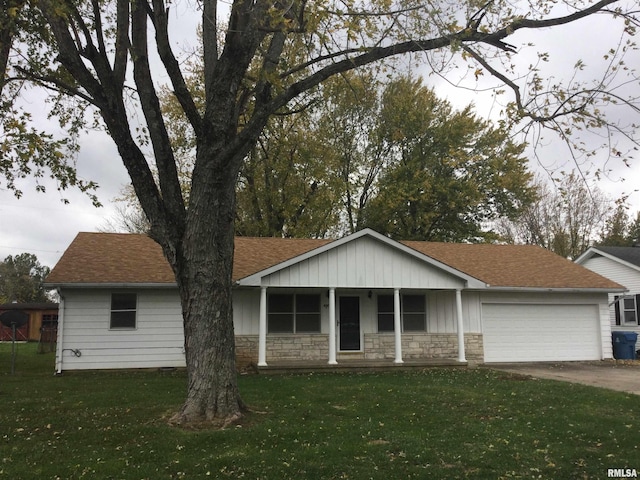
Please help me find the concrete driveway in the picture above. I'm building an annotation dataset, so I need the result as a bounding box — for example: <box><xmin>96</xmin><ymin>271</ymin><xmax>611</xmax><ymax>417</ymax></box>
<box><xmin>487</xmin><ymin>361</ymin><xmax>640</xmax><ymax>395</ymax></box>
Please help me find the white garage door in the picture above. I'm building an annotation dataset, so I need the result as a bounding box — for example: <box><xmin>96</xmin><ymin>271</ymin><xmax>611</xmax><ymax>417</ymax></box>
<box><xmin>482</xmin><ymin>303</ymin><xmax>601</xmax><ymax>363</ymax></box>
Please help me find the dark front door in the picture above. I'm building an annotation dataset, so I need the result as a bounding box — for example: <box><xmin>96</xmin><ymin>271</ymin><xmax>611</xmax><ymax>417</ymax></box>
<box><xmin>339</xmin><ymin>296</ymin><xmax>360</xmax><ymax>351</ymax></box>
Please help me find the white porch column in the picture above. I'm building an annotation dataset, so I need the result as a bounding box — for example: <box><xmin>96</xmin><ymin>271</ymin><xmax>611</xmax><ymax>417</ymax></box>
<box><xmin>455</xmin><ymin>288</ymin><xmax>467</xmax><ymax>363</ymax></box>
<box><xmin>393</xmin><ymin>288</ymin><xmax>403</xmax><ymax>364</ymax></box>
<box><xmin>328</xmin><ymin>288</ymin><xmax>337</xmax><ymax>364</ymax></box>
<box><xmin>55</xmin><ymin>291</ymin><xmax>65</xmax><ymax>374</ymax></box>
<box><xmin>258</xmin><ymin>286</ymin><xmax>268</xmax><ymax>367</ymax></box>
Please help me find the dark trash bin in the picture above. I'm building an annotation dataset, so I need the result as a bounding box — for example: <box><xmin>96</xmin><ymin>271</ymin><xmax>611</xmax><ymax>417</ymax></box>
<box><xmin>612</xmin><ymin>331</ymin><xmax>638</xmax><ymax>360</ymax></box>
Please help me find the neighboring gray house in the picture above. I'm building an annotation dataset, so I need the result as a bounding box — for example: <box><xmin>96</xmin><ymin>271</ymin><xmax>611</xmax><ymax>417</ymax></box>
<box><xmin>45</xmin><ymin>229</ymin><xmax>623</xmax><ymax>372</ymax></box>
<box><xmin>576</xmin><ymin>246</ymin><xmax>640</xmax><ymax>333</ymax></box>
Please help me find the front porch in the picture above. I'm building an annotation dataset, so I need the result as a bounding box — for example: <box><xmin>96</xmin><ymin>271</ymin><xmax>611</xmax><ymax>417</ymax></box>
<box><xmin>252</xmin><ymin>287</ymin><xmax>474</xmax><ymax>366</ymax></box>
<box><xmin>233</xmin><ymin>230</ymin><xmax>489</xmax><ymax>368</ymax></box>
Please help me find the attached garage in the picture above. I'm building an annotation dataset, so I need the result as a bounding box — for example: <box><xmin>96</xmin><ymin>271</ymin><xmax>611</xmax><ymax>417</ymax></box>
<box><xmin>482</xmin><ymin>303</ymin><xmax>602</xmax><ymax>363</ymax></box>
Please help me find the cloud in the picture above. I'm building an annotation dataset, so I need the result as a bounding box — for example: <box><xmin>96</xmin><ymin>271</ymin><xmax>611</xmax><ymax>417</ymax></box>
<box><xmin>421</xmin><ymin>6</ymin><xmax>640</xmax><ymax>207</ymax></box>
<box><xmin>0</xmin><ymin>133</ymin><xmax>128</xmax><ymax>269</ymax></box>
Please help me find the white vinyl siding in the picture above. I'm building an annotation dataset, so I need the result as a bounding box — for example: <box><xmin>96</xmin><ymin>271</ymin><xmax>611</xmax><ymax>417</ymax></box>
<box><xmin>232</xmin><ymin>288</ymin><xmax>260</xmax><ymax>335</ymax></box>
<box><xmin>580</xmin><ymin>255</ymin><xmax>640</xmax><ymax>334</ymax></box>
<box><xmin>59</xmin><ymin>289</ymin><xmax>185</xmax><ymax>370</ymax></box>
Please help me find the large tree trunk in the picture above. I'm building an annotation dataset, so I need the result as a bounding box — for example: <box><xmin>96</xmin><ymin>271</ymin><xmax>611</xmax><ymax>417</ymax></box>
<box><xmin>168</xmin><ymin>146</ymin><xmax>246</xmax><ymax>428</ymax></box>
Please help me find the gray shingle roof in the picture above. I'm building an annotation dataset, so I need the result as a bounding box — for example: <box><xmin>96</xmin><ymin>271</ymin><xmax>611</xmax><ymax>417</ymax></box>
<box><xmin>595</xmin><ymin>246</ymin><xmax>640</xmax><ymax>268</ymax></box>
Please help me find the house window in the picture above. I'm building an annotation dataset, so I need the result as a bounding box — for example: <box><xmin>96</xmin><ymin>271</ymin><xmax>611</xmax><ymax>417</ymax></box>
<box><xmin>377</xmin><ymin>295</ymin><xmax>394</xmax><ymax>332</ymax></box>
<box><xmin>377</xmin><ymin>294</ymin><xmax>426</xmax><ymax>332</ymax></box>
<box><xmin>268</xmin><ymin>293</ymin><xmax>321</xmax><ymax>333</ymax></box>
<box><xmin>110</xmin><ymin>293</ymin><xmax>137</xmax><ymax>329</ymax></box>
<box><xmin>41</xmin><ymin>314</ymin><xmax>58</xmax><ymax>327</ymax></box>
<box><xmin>295</xmin><ymin>294</ymin><xmax>322</xmax><ymax>332</ymax></box>
<box><xmin>402</xmin><ymin>295</ymin><xmax>426</xmax><ymax>331</ymax></box>
<box><xmin>615</xmin><ymin>295</ymin><xmax>640</xmax><ymax>326</ymax></box>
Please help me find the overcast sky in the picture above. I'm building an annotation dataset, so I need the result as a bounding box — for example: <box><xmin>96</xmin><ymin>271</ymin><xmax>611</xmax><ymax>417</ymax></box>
<box><xmin>1</xmin><ymin>2</ymin><xmax>638</xmax><ymax>270</ymax></box>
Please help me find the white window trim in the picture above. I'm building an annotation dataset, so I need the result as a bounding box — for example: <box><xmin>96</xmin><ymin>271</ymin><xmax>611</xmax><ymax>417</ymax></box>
<box><xmin>109</xmin><ymin>292</ymin><xmax>138</xmax><ymax>330</ymax></box>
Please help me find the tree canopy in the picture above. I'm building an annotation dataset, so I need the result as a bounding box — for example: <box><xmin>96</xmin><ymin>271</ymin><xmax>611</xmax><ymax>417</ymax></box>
<box><xmin>0</xmin><ymin>253</ymin><xmax>51</xmax><ymax>304</ymax></box>
<box><xmin>358</xmin><ymin>77</ymin><xmax>535</xmax><ymax>241</ymax></box>
<box><xmin>598</xmin><ymin>204</ymin><xmax>640</xmax><ymax>246</ymax></box>
<box><xmin>111</xmin><ymin>73</ymin><xmax>536</xmax><ymax>241</ymax></box>
<box><xmin>1</xmin><ymin>0</ymin><xmax>638</xmax><ymax>426</ymax></box>
<box><xmin>496</xmin><ymin>172</ymin><xmax>616</xmax><ymax>259</ymax></box>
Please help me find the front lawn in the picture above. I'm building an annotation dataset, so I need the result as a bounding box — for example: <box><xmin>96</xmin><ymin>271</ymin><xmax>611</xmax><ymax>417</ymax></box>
<box><xmin>1</xmin><ymin>343</ymin><xmax>639</xmax><ymax>479</ymax></box>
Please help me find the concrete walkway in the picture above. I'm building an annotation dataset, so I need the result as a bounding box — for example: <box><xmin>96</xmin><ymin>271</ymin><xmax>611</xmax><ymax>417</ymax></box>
<box><xmin>488</xmin><ymin>361</ymin><xmax>640</xmax><ymax>395</ymax></box>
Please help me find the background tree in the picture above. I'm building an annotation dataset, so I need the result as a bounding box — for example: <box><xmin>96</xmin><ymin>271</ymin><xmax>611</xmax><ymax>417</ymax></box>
<box><xmin>359</xmin><ymin>77</ymin><xmax>535</xmax><ymax>241</ymax></box>
<box><xmin>313</xmin><ymin>70</ymin><xmax>389</xmax><ymax>233</ymax></box>
<box><xmin>629</xmin><ymin>214</ymin><xmax>640</xmax><ymax>246</ymax></box>
<box><xmin>111</xmin><ymin>72</ymin><xmax>535</xmax><ymax>241</ymax></box>
<box><xmin>0</xmin><ymin>253</ymin><xmax>51</xmax><ymax>304</ymax></box>
<box><xmin>2</xmin><ymin>0</ymin><xmax>638</xmax><ymax>427</ymax></box>
<box><xmin>235</xmin><ymin>112</ymin><xmax>338</xmax><ymax>237</ymax></box>
<box><xmin>598</xmin><ymin>204</ymin><xmax>640</xmax><ymax>246</ymax></box>
<box><xmin>497</xmin><ymin>173</ymin><xmax>616</xmax><ymax>258</ymax></box>
<box><xmin>100</xmin><ymin>201</ymin><xmax>151</xmax><ymax>234</ymax></box>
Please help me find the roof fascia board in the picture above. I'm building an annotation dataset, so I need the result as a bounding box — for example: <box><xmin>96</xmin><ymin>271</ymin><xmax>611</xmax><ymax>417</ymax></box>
<box><xmin>237</xmin><ymin>228</ymin><xmax>487</xmax><ymax>288</ymax></box>
<box><xmin>45</xmin><ymin>283</ymin><xmax>177</xmax><ymax>289</ymax></box>
<box><xmin>575</xmin><ymin>247</ymin><xmax>640</xmax><ymax>274</ymax></box>
<box><xmin>478</xmin><ymin>286</ymin><xmax>626</xmax><ymax>293</ymax></box>
<box><xmin>574</xmin><ymin>247</ymin><xmax>597</xmax><ymax>264</ymax></box>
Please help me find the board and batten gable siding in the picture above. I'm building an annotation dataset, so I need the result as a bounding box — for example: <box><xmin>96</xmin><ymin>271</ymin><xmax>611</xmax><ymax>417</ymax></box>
<box><xmin>232</xmin><ymin>288</ymin><xmax>261</xmax><ymax>335</ymax></box>
<box><xmin>479</xmin><ymin>291</ymin><xmax>613</xmax><ymax>360</ymax></box>
<box><xmin>58</xmin><ymin>289</ymin><xmax>185</xmax><ymax>370</ymax></box>
<box><xmin>259</xmin><ymin>235</ymin><xmax>466</xmax><ymax>289</ymax></box>
<box><xmin>428</xmin><ymin>290</ymin><xmax>481</xmax><ymax>333</ymax></box>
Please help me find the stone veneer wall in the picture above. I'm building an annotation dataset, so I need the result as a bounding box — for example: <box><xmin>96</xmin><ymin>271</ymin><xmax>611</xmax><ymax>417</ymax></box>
<box><xmin>235</xmin><ymin>335</ymin><xmax>259</xmax><ymax>368</ymax></box>
<box><xmin>267</xmin><ymin>334</ymin><xmax>330</xmax><ymax>360</ymax></box>
<box><xmin>236</xmin><ymin>333</ymin><xmax>483</xmax><ymax>366</ymax></box>
<box><xmin>235</xmin><ymin>334</ymin><xmax>330</xmax><ymax>366</ymax></box>
<box><xmin>364</xmin><ymin>333</ymin><xmax>484</xmax><ymax>361</ymax></box>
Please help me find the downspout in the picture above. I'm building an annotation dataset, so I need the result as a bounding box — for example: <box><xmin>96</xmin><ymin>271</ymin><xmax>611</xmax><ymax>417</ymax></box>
<box><xmin>54</xmin><ymin>289</ymin><xmax>65</xmax><ymax>374</ymax></box>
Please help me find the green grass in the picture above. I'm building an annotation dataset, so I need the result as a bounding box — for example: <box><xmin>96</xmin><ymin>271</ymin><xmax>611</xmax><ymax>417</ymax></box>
<box><xmin>2</xmin><ymin>343</ymin><xmax>640</xmax><ymax>479</ymax></box>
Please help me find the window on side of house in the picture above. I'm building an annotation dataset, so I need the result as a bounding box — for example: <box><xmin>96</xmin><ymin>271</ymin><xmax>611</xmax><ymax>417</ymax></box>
<box><xmin>267</xmin><ymin>293</ymin><xmax>321</xmax><ymax>333</ymax></box>
<box><xmin>615</xmin><ymin>294</ymin><xmax>640</xmax><ymax>326</ymax></box>
<box><xmin>377</xmin><ymin>294</ymin><xmax>426</xmax><ymax>332</ymax></box>
<box><xmin>623</xmin><ymin>297</ymin><xmax>638</xmax><ymax>325</ymax></box>
<box><xmin>110</xmin><ymin>293</ymin><xmax>137</xmax><ymax>329</ymax></box>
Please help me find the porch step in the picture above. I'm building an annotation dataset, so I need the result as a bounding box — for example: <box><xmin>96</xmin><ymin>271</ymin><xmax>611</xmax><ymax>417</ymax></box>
<box><xmin>256</xmin><ymin>358</ymin><xmax>468</xmax><ymax>375</ymax></box>
<box><xmin>337</xmin><ymin>352</ymin><xmax>365</xmax><ymax>361</ymax></box>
